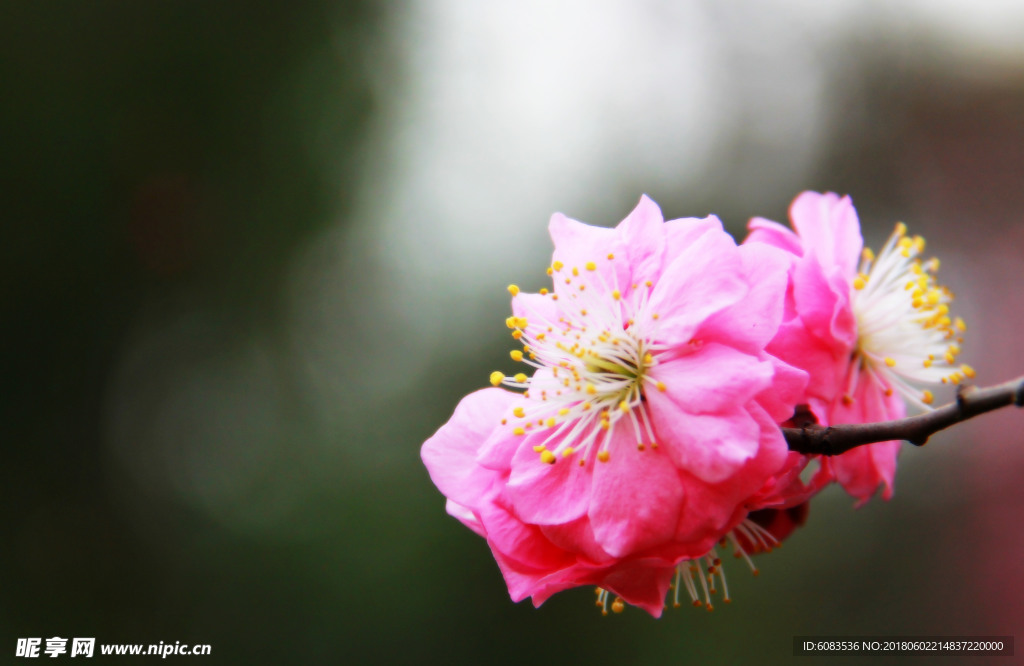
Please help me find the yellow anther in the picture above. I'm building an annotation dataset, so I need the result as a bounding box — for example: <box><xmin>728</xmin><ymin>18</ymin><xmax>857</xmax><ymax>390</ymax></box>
<box><xmin>582</xmin><ymin>402</ymin><xmax>592</xmax><ymax>411</ymax></box>
<box><xmin>607</xmin><ymin>253</ymin><xmax>615</xmax><ymax>260</ymax></box>
<box><xmin>561</xmin><ymin>447</ymin><xmax>574</xmax><ymax>458</ymax></box>
<box><xmin>505</xmin><ymin>316</ymin><xmax>516</xmax><ymax>329</ymax></box>
<box><xmin>652</xmin><ymin>313</ymin><xmax>660</xmax><ymax>320</ymax></box>
<box><xmin>884</xmin><ymin>357</ymin><xmax>896</xmax><ymax>367</ymax></box>
<box><xmin>507</xmin><ymin>284</ymin><xmax>520</xmax><ymax>296</ymax></box>
<box><xmin>599</xmin><ymin>420</ymin><xmax>609</xmax><ymax>430</ymax></box>
<box><xmin>619</xmin><ymin>400</ymin><xmax>630</xmax><ymax>413</ymax></box>
<box><xmin>645</xmin><ymin>280</ymin><xmax>652</xmax><ymax>288</ymax></box>
<box><xmin>585</xmin><ymin>384</ymin><xmax>597</xmax><ymax>395</ymax></box>
<box><xmin>490</xmin><ymin>371</ymin><xmax>504</xmax><ymax>387</ymax></box>
<box><xmin>513</xmin><ymin>373</ymin><xmax>528</xmax><ymax>383</ymax></box>
<box><xmin>511</xmin><ymin>330</ymin><xmax>522</xmax><ymax>340</ymax></box>
<box><xmin>510</xmin><ymin>350</ymin><xmax>523</xmax><ymax>362</ymax></box>
<box><xmin>656</xmin><ymin>381</ymin><xmax>667</xmax><ymax>392</ymax></box>
<box><xmin>513</xmin><ymin>427</ymin><xmax>526</xmax><ymax>436</ymax></box>
<box><xmin>895</xmin><ymin>221</ymin><xmax>907</xmax><ymax>236</ymax></box>
<box><xmin>540</xmin><ymin>287</ymin><xmax>548</xmax><ymax>295</ymax></box>
<box><xmin>598</xmin><ymin>451</ymin><xmax>610</xmax><ymax>463</ymax></box>
<box><xmin>643</xmin><ymin>353</ymin><xmax>654</xmax><ymax>365</ymax></box>
<box><xmin>955</xmin><ymin>317</ymin><xmax>967</xmax><ymax>332</ymax></box>
<box><xmin>585</xmin><ymin>261</ymin><xmax>597</xmax><ymax>271</ymax></box>
<box><xmin>540</xmin><ymin>450</ymin><xmax>556</xmax><ymax>464</ymax></box>
<box><xmin>611</xmin><ymin>598</ymin><xmax>625</xmax><ymax>613</ymax></box>
<box><xmin>515</xmin><ymin>316</ymin><xmax>528</xmax><ymax>328</ymax></box>
<box><xmin>572</xmin><ymin>267</ymin><xmax>579</xmax><ymax>276</ymax></box>
<box><xmin>546</xmin><ymin>267</ymin><xmax>553</xmax><ymax>276</ymax></box>
<box><xmin>949</xmin><ymin>344</ymin><xmax>960</xmax><ymax>355</ymax></box>
<box><xmin>852</xmin><ymin>276</ymin><xmax>866</xmax><ymax>290</ymax></box>
<box><xmin>922</xmin><ymin>390</ymin><xmax>934</xmax><ymax>405</ymax></box>
<box><xmin>533</xmin><ymin>445</ymin><xmax>546</xmax><ymax>452</ymax></box>
<box><xmin>926</xmin><ymin>291</ymin><xmax>940</xmax><ymax>306</ymax></box>
<box><xmin>923</xmin><ymin>359</ymin><xmax>932</xmax><ymax>368</ymax></box>
<box><xmin>545</xmin><ymin>418</ymin><xmax>555</xmax><ymax>428</ymax></box>
<box><xmin>557</xmin><ymin>408</ymin><xmax>570</xmax><ymax>416</ymax></box>
<box><xmin>553</xmin><ymin>261</ymin><xmax>564</xmax><ymax>272</ymax></box>
<box><xmin>612</xmin><ymin>289</ymin><xmax>621</xmax><ymax>301</ymax></box>
<box><xmin>861</xmin><ymin>247</ymin><xmax>875</xmax><ymax>262</ymax></box>
<box><xmin>944</xmin><ymin>352</ymin><xmax>955</xmax><ymax>365</ymax></box>
<box><xmin>512</xmin><ymin>407</ymin><xmax>525</xmax><ymax>418</ymax></box>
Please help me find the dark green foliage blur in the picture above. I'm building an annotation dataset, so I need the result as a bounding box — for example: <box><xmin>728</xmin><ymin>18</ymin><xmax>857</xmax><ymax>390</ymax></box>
<box><xmin>2</xmin><ymin>4</ymin><xmax>1023</xmax><ymax>665</ymax></box>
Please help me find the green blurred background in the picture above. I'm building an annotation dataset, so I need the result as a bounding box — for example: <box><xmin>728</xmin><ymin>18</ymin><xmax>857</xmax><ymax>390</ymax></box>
<box><xmin>3</xmin><ymin>2</ymin><xmax>1023</xmax><ymax>664</ymax></box>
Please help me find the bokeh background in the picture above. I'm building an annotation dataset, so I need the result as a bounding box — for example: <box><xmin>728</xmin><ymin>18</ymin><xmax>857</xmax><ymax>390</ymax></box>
<box><xmin>3</xmin><ymin>2</ymin><xmax>1023</xmax><ymax>664</ymax></box>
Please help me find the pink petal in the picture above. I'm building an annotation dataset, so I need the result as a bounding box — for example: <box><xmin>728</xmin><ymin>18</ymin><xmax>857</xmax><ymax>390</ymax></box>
<box><xmin>549</xmin><ymin>212</ymin><xmax>626</xmax><ymax>302</ymax></box>
<box><xmin>746</xmin><ymin>216</ymin><xmax>804</xmax><ymax>256</ymax></box>
<box><xmin>645</xmin><ymin>395</ymin><xmax>761</xmax><ymax>483</ymax></box>
<box><xmin>766</xmin><ymin>317</ymin><xmax>846</xmax><ymax>406</ymax></box>
<box><xmin>445</xmin><ymin>499</ymin><xmax>486</xmax><ymax>537</ymax></box>
<box><xmin>421</xmin><ymin>388</ymin><xmax>516</xmax><ymax>507</ymax></box>
<box><xmin>645</xmin><ymin>227</ymin><xmax>748</xmax><ymax>342</ymax></box>
<box><xmin>511</xmin><ymin>291</ymin><xmax>561</xmax><ymax>337</ymax></box>
<box><xmin>755</xmin><ymin>353</ymin><xmax>810</xmax><ymax>424</ymax></box>
<box><xmin>588</xmin><ymin>428</ymin><xmax>685</xmax><ymax>557</ymax></box>
<box><xmin>646</xmin><ymin>343</ymin><xmax>775</xmax><ymax>414</ymax></box>
<box><xmin>789</xmin><ymin>191</ymin><xmax>863</xmax><ymax>278</ymax></box>
<box><xmin>829</xmin><ymin>367</ymin><xmax>904</xmax><ymax>503</ymax></box>
<box><xmin>598</xmin><ymin>560</ymin><xmax>675</xmax><ymax>618</ymax></box>
<box><xmin>540</xmin><ymin>516</ymin><xmax>614</xmax><ymax>565</ymax></box>
<box><xmin>672</xmin><ymin>403</ymin><xmax>789</xmax><ymax>545</ymax></box>
<box><xmin>506</xmin><ymin>429</ymin><xmax>594</xmax><ymax>525</ymax></box>
<box><xmin>615</xmin><ymin>194</ymin><xmax>666</xmax><ymax>285</ymax></box>
<box><xmin>662</xmin><ymin>214</ymin><xmax>725</xmax><ymax>262</ymax></box>
<box><xmin>697</xmin><ymin>242</ymin><xmax>793</xmax><ymax>353</ymax></box>
<box><xmin>476</xmin><ymin>488</ymin><xmax>577</xmax><ymax>571</ymax></box>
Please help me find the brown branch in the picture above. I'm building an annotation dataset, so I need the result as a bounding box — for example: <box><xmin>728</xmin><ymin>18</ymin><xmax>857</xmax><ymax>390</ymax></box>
<box><xmin>784</xmin><ymin>375</ymin><xmax>1024</xmax><ymax>456</ymax></box>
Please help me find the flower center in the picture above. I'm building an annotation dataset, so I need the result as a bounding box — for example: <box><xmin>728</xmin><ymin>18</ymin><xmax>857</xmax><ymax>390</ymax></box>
<box><xmin>490</xmin><ymin>257</ymin><xmax>667</xmax><ymax>465</ymax></box>
<box><xmin>850</xmin><ymin>222</ymin><xmax>973</xmax><ymax>409</ymax></box>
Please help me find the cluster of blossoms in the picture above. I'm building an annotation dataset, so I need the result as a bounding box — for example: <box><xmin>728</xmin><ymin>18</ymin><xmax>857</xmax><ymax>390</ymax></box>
<box><xmin>421</xmin><ymin>192</ymin><xmax>971</xmax><ymax>617</ymax></box>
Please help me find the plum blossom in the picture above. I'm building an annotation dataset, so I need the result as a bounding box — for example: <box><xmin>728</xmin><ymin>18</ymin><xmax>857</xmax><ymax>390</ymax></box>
<box><xmin>744</xmin><ymin>191</ymin><xmax>972</xmax><ymax>502</ymax></box>
<box><xmin>422</xmin><ymin>196</ymin><xmax>822</xmax><ymax>616</ymax></box>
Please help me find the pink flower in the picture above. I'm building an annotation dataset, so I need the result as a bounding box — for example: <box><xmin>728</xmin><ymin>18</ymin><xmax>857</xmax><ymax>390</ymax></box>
<box><xmin>744</xmin><ymin>191</ymin><xmax>972</xmax><ymax>502</ymax></box>
<box><xmin>422</xmin><ymin>196</ymin><xmax>820</xmax><ymax>616</ymax></box>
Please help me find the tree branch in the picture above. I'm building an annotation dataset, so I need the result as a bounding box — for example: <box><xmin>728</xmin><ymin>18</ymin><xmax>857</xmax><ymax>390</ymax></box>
<box><xmin>784</xmin><ymin>375</ymin><xmax>1024</xmax><ymax>456</ymax></box>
